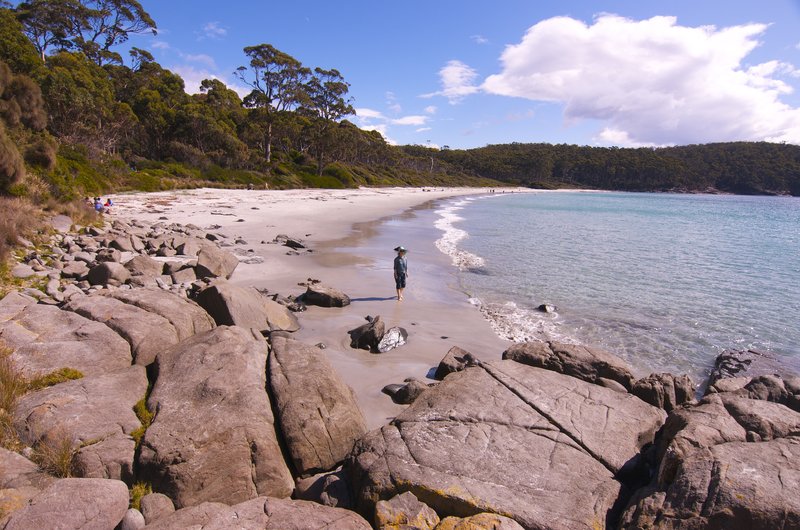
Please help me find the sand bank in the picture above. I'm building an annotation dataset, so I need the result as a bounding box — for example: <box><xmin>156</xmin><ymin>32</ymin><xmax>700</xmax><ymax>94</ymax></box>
<box><xmin>114</xmin><ymin>187</ymin><xmax>529</xmax><ymax>427</ymax></box>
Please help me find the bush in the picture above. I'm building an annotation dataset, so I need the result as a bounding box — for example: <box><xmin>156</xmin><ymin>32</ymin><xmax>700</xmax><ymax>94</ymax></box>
<box><xmin>0</xmin><ymin>123</ymin><xmax>25</xmax><ymax>192</ymax></box>
<box><xmin>0</xmin><ymin>196</ymin><xmax>40</xmax><ymax>262</ymax></box>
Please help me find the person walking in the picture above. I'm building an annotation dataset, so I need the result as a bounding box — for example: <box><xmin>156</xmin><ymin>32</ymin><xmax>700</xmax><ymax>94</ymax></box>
<box><xmin>393</xmin><ymin>246</ymin><xmax>408</xmax><ymax>301</ymax></box>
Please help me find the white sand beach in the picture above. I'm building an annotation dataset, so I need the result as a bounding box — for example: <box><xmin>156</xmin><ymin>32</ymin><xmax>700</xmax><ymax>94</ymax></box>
<box><xmin>113</xmin><ymin>187</ymin><xmax>529</xmax><ymax>427</ymax></box>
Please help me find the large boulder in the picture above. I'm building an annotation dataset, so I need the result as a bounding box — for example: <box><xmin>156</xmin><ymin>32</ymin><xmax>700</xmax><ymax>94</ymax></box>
<box><xmin>303</xmin><ymin>284</ymin><xmax>351</xmax><ymax>308</ymax></box>
<box><xmin>1</xmin><ymin>478</ymin><xmax>129</xmax><ymax>530</ymax></box>
<box><xmin>139</xmin><ymin>493</ymin><xmax>175</xmax><ymax>525</ymax></box>
<box><xmin>0</xmin><ymin>302</ymin><xmax>131</xmax><ymax>378</ymax></box>
<box><xmin>138</xmin><ymin>326</ymin><xmax>293</xmax><ymax>508</ymax></box>
<box><xmin>194</xmin><ymin>243</ymin><xmax>238</xmax><ymax>279</ymax></box>
<box><xmin>141</xmin><ymin>497</ymin><xmax>371</xmax><ymax>530</ymax></box>
<box><xmin>124</xmin><ymin>255</ymin><xmax>164</xmax><ymax>278</ymax></box>
<box><xmin>434</xmin><ymin>346</ymin><xmax>480</xmax><ymax>380</ymax></box>
<box><xmin>503</xmin><ymin>341</ymin><xmax>635</xmax><ymax>390</ymax></box>
<box><xmin>87</xmin><ymin>262</ymin><xmax>131</xmax><ymax>286</ymax></box>
<box><xmin>64</xmin><ymin>294</ymin><xmax>180</xmax><ymax>366</ymax></box>
<box><xmin>621</xmin><ymin>394</ymin><xmax>800</xmax><ymax>529</ymax></box>
<box><xmin>269</xmin><ymin>336</ymin><xmax>367</xmax><ymax>476</ymax></box>
<box><xmin>0</xmin><ymin>449</ymin><xmax>55</xmax><ymax>521</ymax></box>
<box><xmin>346</xmin><ymin>360</ymin><xmax>666</xmax><ymax>529</ymax></box>
<box><xmin>631</xmin><ymin>373</ymin><xmax>695</xmax><ymax>412</ymax></box>
<box><xmin>14</xmin><ymin>366</ymin><xmax>148</xmax><ymax>481</ymax></box>
<box><xmin>101</xmin><ymin>288</ymin><xmax>214</xmax><ymax>341</ymax></box>
<box><xmin>195</xmin><ymin>281</ymin><xmax>299</xmax><ymax>333</ymax></box>
<box><xmin>349</xmin><ymin>316</ymin><xmax>385</xmax><ymax>351</ymax></box>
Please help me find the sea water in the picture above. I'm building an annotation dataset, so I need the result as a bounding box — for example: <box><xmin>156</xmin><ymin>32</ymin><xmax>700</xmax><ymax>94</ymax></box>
<box><xmin>434</xmin><ymin>191</ymin><xmax>800</xmax><ymax>379</ymax></box>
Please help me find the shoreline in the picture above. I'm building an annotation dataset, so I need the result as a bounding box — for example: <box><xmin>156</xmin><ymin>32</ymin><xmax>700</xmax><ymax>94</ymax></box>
<box><xmin>114</xmin><ymin>186</ymin><xmax>530</xmax><ymax>427</ymax></box>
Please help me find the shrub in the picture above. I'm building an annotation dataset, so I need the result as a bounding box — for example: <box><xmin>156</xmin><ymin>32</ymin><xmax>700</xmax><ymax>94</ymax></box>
<box><xmin>0</xmin><ymin>196</ymin><xmax>39</xmax><ymax>263</ymax></box>
<box><xmin>0</xmin><ymin>123</ymin><xmax>25</xmax><ymax>193</ymax></box>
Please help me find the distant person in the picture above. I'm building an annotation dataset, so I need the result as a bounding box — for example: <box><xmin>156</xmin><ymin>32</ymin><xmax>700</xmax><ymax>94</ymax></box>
<box><xmin>104</xmin><ymin>198</ymin><xmax>113</xmax><ymax>214</ymax></box>
<box><xmin>94</xmin><ymin>197</ymin><xmax>104</xmax><ymax>213</ymax></box>
<box><xmin>393</xmin><ymin>246</ymin><xmax>408</xmax><ymax>301</ymax></box>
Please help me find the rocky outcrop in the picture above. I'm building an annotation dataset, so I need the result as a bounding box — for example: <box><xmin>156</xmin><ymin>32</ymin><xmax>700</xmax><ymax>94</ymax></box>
<box><xmin>621</xmin><ymin>393</ymin><xmax>800</xmax><ymax>529</ymax></box>
<box><xmin>382</xmin><ymin>378</ymin><xmax>431</xmax><ymax>405</ymax></box>
<box><xmin>0</xmin><ymin>449</ymin><xmax>55</xmax><ymax>522</ymax></box>
<box><xmin>434</xmin><ymin>346</ymin><xmax>480</xmax><ymax>380</ymax></box>
<box><xmin>346</xmin><ymin>360</ymin><xmax>666</xmax><ymax>529</ymax></box>
<box><xmin>706</xmin><ymin>348</ymin><xmax>787</xmax><ymax>388</ymax></box>
<box><xmin>141</xmin><ymin>497</ymin><xmax>371</xmax><ymax>529</ymax></box>
<box><xmin>303</xmin><ymin>284</ymin><xmax>351</xmax><ymax>308</ymax></box>
<box><xmin>503</xmin><ymin>341</ymin><xmax>635</xmax><ymax>390</ymax></box>
<box><xmin>349</xmin><ymin>316</ymin><xmax>385</xmax><ymax>351</ymax></box>
<box><xmin>14</xmin><ymin>366</ymin><xmax>148</xmax><ymax>481</ymax></box>
<box><xmin>294</xmin><ymin>469</ymin><xmax>352</xmax><ymax>509</ymax></box>
<box><xmin>0</xmin><ymin>299</ymin><xmax>131</xmax><ymax>377</ymax></box>
<box><xmin>437</xmin><ymin>513</ymin><xmax>526</xmax><ymax>529</ymax></box>
<box><xmin>138</xmin><ymin>326</ymin><xmax>293</xmax><ymax>507</ymax></box>
<box><xmin>1</xmin><ymin>478</ymin><xmax>129</xmax><ymax>530</ymax></box>
<box><xmin>63</xmin><ymin>294</ymin><xmax>180</xmax><ymax>366</ymax></box>
<box><xmin>631</xmin><ymin>373</ymin><xmax>695</xmax><ymax>412</ymax></box>
<box><xmin>195</xmin><ymin>281</ymin><xmax>299</xmax><ymax>333</ymax></box>
<box><xmin>269</xmin><ymin>335</ymin><xmax>367</xmax><ymax>476</ymax></box>
<box><xmin>375</xmin><ymin>491</ymin><xmax>439</xmax><ymax>530</ymax></box>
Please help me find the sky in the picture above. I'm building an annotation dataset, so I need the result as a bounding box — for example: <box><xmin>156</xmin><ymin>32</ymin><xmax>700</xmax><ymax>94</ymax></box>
<box><xmin>119</xmin><ymin>0</ymin><xmax>800</xmax><ymax>149</ymax></box>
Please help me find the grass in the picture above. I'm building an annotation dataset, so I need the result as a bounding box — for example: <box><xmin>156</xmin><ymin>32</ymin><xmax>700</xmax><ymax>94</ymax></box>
<box><xmin>0</xmin><ymin>345</ymin><xmax>25</xmax><ymax>450</ymax></box>
<box><xmin>131</xmin><ymin>395</ymin><xmax>154</xmax><ymax>448</ymax></box>
<box><xmin>129</xmin><ymin>481</ymin><xmax>153</xmax><ymax>511</ymax></box>
<box><xmin>31</xmin><ymin>430</ymin><xmax>76</xmax><ymax>477</ymax></box>
<box><xmin>0</xmin><ymin>197</ymin><xmax>42</xmax><ymax>263</ymax></box>
<box><xmin>26</xmin><ymin>368</ymin><xmax>84</xmax><ymax>391</ymax></box>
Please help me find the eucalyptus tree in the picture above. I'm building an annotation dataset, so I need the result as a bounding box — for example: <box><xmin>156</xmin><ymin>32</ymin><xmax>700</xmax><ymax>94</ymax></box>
<box><xmin>235</xmin><ymin>44</ymin><xmax>309</xmax><ymax>166</ymax></box>
<box><xmin>15</xmin><ymin>0</ymin><xmax>88</xmax><ymax>60</ymax></box>
<box><xmin>302</xmin><ymin>67</ymin><xmax>354</xmax><ymax>175</ymax></box>
<box><xmin>75</xmin><ymin>0</ymin><xmax>157</xmax><ymax>65</ymax></box>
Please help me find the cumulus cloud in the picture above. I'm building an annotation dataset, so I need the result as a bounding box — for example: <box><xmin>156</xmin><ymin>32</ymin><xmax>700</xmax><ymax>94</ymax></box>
<box><xmin>482</xmin><ymin>14</ymin><xmax>800</xmax><ymax>145</ymax></box>
<box><xmin>424</xmin><ymin>105</ymin><xmax>437</xmax><ymax>114</ymax></box>
<box><xmin>354</xmin><ymin>107</ymin><xmax>432</xmax><ymax>143</ymax></box>
<box><xmin>355</xmin><ymin>108</ymin><xmax>384</xmax><ymax>120</ymax></box>
<box><xmin>422</xmin><ymin>60</ymin><xmax>480</xmax><ymax>104</ymax></box>
<box><xmin>170</xmin><ymin>65</ymin><xmax>248</xmax><ymax>97</ymax></box>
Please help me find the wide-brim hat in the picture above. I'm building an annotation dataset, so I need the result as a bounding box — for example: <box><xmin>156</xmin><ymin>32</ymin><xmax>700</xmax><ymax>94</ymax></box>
<box><xmin>394</xmin><ymin>246</ymin><xmax>407</xmax><ymax>252</ymax></box>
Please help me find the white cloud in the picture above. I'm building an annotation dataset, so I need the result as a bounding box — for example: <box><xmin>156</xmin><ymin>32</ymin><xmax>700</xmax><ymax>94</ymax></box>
<box><xmin>201</xmin><ymin>21</ymin><xmax>227</xmax><ymax>40</ymax></box>
<box><xmin>182</xmin><ymin>53</ymin><xmax>217</xmax><ymax>69</ymax></box>
<box><xmin>151</xmin><ymin>41</ymin><xmax>170</xmax><ymax>50</ymax></box>
<box><xmin>391</xmin><ymin>115</ymin><xmax>428</xmax><ymax>126</ymax></box>
<box><xmin>482</xmin><ymin>14</ymin><xmax>800</xmax><ymax>145</ymax></box>
<box><xmin>360</xmin><ymin>123</ymin><xmax>397</xmax><ymax>145</ymax></box>
<box><xmin>355</xmin><ymin>108</ymin><xmax>384</xmax><ymax>120</ymax></box>
<box><xmin>471</xmin><ymin>34</ymin><xmax>489</xmax><ymax>45</ymax></box>
<box><xmin>422</xmin><ymin>60</ymin><xmax>480</xmax><ymax>104</ymax></box>
<box><xmin>170</xmin><ymin>65</ymin><xmax>248</xmax><ymax>97</ymax></box>
<box><xmin>416</xmin><ymin>127</ymin><xmax>432</xmax><ymax>133</ymax></box>
<box><xmin>424</xmin><ymin>105</ymin><xmax>437</xmax><ymax>114</ymax></box>
<box><xmin>386</xmin><ymin>91</ymin><xmax>402</xmax><ymax>113</ymax></box>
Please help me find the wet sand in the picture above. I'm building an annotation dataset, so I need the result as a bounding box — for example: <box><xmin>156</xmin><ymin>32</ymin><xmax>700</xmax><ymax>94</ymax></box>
<box><xmin>114</xmin><ymin>187</ymin><xmax>524</xmax><ymax>428</ymax></box>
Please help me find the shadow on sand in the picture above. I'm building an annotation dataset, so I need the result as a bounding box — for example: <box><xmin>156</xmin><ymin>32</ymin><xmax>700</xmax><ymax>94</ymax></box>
<box><xmin>350</xmin><ymin>296</ymin><xmax>397</xmax><ymax>302</ymax></box>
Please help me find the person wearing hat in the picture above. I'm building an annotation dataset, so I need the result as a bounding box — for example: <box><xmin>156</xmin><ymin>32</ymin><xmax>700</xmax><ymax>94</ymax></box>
<box><xmin>393</xmin><ymin>246</ymin><xmax>408</xmax><ymax>301</ymax></box>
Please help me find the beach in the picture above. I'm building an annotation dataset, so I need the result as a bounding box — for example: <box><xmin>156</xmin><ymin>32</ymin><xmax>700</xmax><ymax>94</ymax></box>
<box><xmin>113</xmin><ymin>187</ymin><xmax>527</xmax><ymax>428</ymax></box>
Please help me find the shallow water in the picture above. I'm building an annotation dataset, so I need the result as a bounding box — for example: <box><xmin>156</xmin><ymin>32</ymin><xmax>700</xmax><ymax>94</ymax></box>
<box><xmin>434</xmin><ymin>192</ymin><xmax>800</xmax><ymax>379</ymax></box>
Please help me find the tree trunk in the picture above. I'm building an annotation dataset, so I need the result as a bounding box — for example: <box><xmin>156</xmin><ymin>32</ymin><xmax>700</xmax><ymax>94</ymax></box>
<box><xmin>265</xmin><ymin>121</ymin><xmax>272</xmax><ymax>164</ymax></box>
<box><xmin>317</xmin><ymin>148</ymin><xmax>324</xmax><ymax>176</ymax></box>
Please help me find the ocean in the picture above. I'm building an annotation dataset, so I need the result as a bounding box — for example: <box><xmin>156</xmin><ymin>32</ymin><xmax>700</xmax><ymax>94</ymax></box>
<box><xmin>434</xmin><ymin>191</ymin><xmax>800</xmax><ymax>379</ymax></box>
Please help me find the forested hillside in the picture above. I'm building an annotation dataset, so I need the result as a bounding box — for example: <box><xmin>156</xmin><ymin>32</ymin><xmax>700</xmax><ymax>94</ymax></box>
<box><xmin>0</xmin><ymin>1</ymin><xmax>798</xmax><ymax>202</ymax></box>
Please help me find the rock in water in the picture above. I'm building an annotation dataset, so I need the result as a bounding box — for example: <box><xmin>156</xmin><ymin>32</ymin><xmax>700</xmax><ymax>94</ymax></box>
<box><xmin>138</xmin><ymin>327</ymin><xmax>293</xmax><ymax>507</ymax></box>
<box><xmin>503</xmin><ymin>340</ymin><xmax>635</xmax><ymax>390</ymax></box>
<box><xmin>269</xmin><ymin>336</ymin><xmax>367</xmax><ymax>476</ymax></box>
<box><xmin>377</xmin><ymin>326</ymin><xmax>408</xmax><ymax>353</ymax></box>
<box><xmin>706</xmin><ymin>348</ymin><xmax>787</xmax><ymax>389</ymax></box>
<box><xmin>303</xmin><ymin>284</ymin><xmax>351</xmax><ymax>307</ymax></box>
<box><xmin>346</xmin><ymin>360</ymin><xmax>666</xmax><ymax>529</ymax></box>
<box><xmin>195</xmin><ymin>281</ymin><xmax>300</xmax><ymax>333</ymax></box>
<box><xmin>349</xmin><ymin>316</ymin><xmax>385</xmax><ymax>351</ymax></box>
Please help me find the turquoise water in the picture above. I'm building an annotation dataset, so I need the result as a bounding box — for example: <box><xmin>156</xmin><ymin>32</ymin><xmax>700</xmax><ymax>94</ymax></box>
<box><xmin>434</xmin><ymin>192</ymin><xmax>800</xmax><ymax>378</ymax></box>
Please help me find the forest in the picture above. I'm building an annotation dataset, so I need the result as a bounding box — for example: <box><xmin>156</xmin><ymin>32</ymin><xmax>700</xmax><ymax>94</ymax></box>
<box><xmin>1</xmin><ymin>0</ymin><xmax>799</xmax><ymax>206</ymax></box>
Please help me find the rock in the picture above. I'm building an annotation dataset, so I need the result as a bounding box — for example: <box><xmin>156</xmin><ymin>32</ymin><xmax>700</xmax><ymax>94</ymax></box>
<box><xmin>119</xmin><ymin>508</ymin><xmax>146</xmax><ymax>530</ymax></box>
<box><xmin>0</xmin><ymin>449</ymin><xmax>55</xmax><ymax>520</ymax></box>
<box><xmin>434</xmin><ymin>346</ymin><xmax>479</xmax><ymax>380</ymax></box>
<box><xmin>141</xmin><ymin>497</ymin><xmax>371</xmax><ymax>530</ymax></box>
<box><xmin>536</xmin><ymin>303</ymin><xmax>556</xmax><ymax>313</ymax></box>
<box><xmin>349</xmin><ymin>315</ymin><xmax>385</xmax><ymax>351</ymax></box>
<box><xmin>195</xmin><ymin>281</ymin><xmax>300</xmax><ymax>333</ymax></box>
<box><xmin>346</xmin><ymin>360</ymin><xmax>666</xmax><ymax>529</ymax></box>
<box><xmin>110</xmin><ymin>236</ymin><xmax>135</xmax><ymax>252</ymax></box>
<box><xmin>170</xmin><ymin>267</ymin><xmax>196</xmax><ymax>284</ymax></box>
<box><xmin>303</xmin><ymin>284</ymin><xmax>351</xmax><ymax>308</ymax></box>
<box><xmin>138</xmin><ymin>327</ymin><xmax>293</xmax><ymax>507</ymax></box>
<box><xmin>274</xmin><ymin>234</ymin><xmax>305</xmax><ymax>249</ymax></box>
<box><xmin>503</xmin><ymin>340</ymin><xmax>635</xmax><ymax>390</ymax></box>
<box><xmin>87</xmin><ymin>262</ymin><xmax>131</xmax><ymax>286</ymax></box>
<box><xmin>0</xmin><ymin>303</ymin><xmax>131</xmax><ymax>377</ymax></box>
<box><xmin>49</xmin><ymin>214</ymin><xmax>72</xmax><ymax>233</ymax></box>
<box><xmin>156</xmin><ymin>246</ymin><xmax>176</xmax><ymax>257</ymax></box>
<box><xmin>139</xmin><ymin>493</ymin><xmax>175</xmax><ymax>525</ymax></box>
<box><xmin>383</xmin><ymin>378</ymin><xmax>430</xmax><ymax>405</ymax></box>
<box><xmin>377</xmin><ymin>326</ymin><xmax>408</xmax><ymax>353</ymax></box>
<box><xmin>11</xmin><ymin>264</ymin><xmax>35</xmax><ymax>279</ymax></box>
<box><xmin>14</xmin><ymin>366</ymin><xmax>147</xmax><ymax>481</ymax></box>
<box><xmin>269</xmin><ymin>335</ymin><xmax>367</xmax><ymax>476</ymax></box>
<box><xmin>72</xmin><ymin>251</ymin><xmax>95</xmax><ymax>264</ymax></box>
<box><xmin>125</xmin><ymin>255</ymin><xmax>164</xmax><ymax>277</ymax></box>
<box><xmin>631</xmin><ymin>373</ymin><xmax>695</xmax><ymax>412</ymax></box>
<box><xmin>60</xmin><ymin>261</ymin><xmax>89</xmax><ymax>279</ymax></box>
<box><xmin>375</xmin><ymin>491</ymin><xmax>440</xmax><ymax>530</ymax></box>
<box><xmin>621</xmin><ymin>394</ymin><xmax>800</xmax><ymax>529</ymax></box>
<box><xmin>103</xmin><ymin>288</ymin><xmax>215</xmax><ymax>341</ymax></box>
<box><xmin>294</xmin><ymin>469</ymin><xmax>352</xmax><ymax>509</ymax></box>
<box><xmin>194</xmin><ymin>243</ymin><xmax>238</xmax><ymax>279</ymax></box>
<box><xmin>1</xmin><ymin>478</ymin><xmax>129</xmax><ymax>530</ymax></box>
<box><xmin>706</xmin><ymin>375</ymin><xmax>751</xmax><ymax>394</ymax></box>
<box><xmin>706</xmin><ymin>348</ymin><xmax>787</xmax><ymax>389</ymax></box>
<box><xmin>175</xmin><ymin>239</ymin><xmax>202</xmax><ymax>257</ymax></box>
<box><xmin>64</xmin><ymin>294</ymin><xmax>180</xmax><ymax>366</ymax></box>
<box><xmin>436</xmin><ymin>513</ymin><xmax>525</xmax><ymax>530</ymax></box>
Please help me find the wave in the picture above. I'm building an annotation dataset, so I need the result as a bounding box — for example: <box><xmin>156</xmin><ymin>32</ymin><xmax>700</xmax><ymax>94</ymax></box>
<box><xmin>433</xmin><ymin>198</ymin><xmax>486</xmax><ymax>270</ymax></box>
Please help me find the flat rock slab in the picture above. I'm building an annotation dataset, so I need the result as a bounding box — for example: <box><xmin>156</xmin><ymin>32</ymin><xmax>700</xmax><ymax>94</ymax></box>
<box><xmin>14</xmin><ymin>365</ymin><xmax>147</xmax><ymax>481</ymax></box>
<box><xmin>141</xmin><ymin>497</ymin><xmax>371</xmax><ymax>529</ymax></box>
<box><xmin>0</xmin><ymin>303</ymin><xmax>132</xmax><ymax>378</ymax></box>
<box><xmin>196</xmin><ymin>281</ymin><xmax>299</xmax><ymax>333</ymax></box>
<box><xmin>138</xmin><ymin>326</ymin><xmax>293</xmax><ymax>508</ymax></box>
<box><xmin>269</xmin><ymin>336</ymin><xmax>367</xmax><ymax>476</ymax></box>
<box><xmin>1</xmin><ymin>478</ymin><xmax>129</xmax><ymax>530</ymax></box>
<box><xmin>0</xmin><ymin>449</ymin><xmax>55</xmax><ymax>522</ymax></box>
<box><xmin>64</xmin><ymin>295</ymin><xmax>179</xmax><ymax>366</ymax></box>
<box><xmin>346</xmin><ymin>360</ymin><xmax>666</xmax><ymax>530</ymax></box>
<box><xmin>102</xmin><ymin>288</ymin><xmax>215</xmax><ymax>341</ymax></box>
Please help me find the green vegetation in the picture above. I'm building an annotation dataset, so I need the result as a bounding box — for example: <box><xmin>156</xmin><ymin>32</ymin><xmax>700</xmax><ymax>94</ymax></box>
<box><xmin>129</xmin><ymin>481</ymin><xmax>152</xmax><ymax>510</ymax></box>
<box><xmin>131</xmin><ymin>394</ymin><xmax>153</xmax><ymax>448</ymax></box>
<box><xmin>31</xmin><ymin>429</ymin><xmax>75</xmax><ymax>477</ymax></box>
<box><xmin>0</xmin><ymin>345</ymin><xmax>25</xmax><ymax>450</ymax></box>
<box><xmin>26</xmin><ymin>367</ymin><xmax>84</xmax><ymax>391</ymax></box>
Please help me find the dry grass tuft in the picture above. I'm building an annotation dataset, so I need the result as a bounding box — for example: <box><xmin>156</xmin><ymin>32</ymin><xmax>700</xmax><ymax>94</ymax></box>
<box><xmin>0</xmin><ymin>197</ymin><xmax>40</xmax><ymax>263</ymax></box>
<box><xmin>26</xmin><ymin>367</ymin><xmax>84</xmax><ymax>392</ymax></box>
<box><xmin>129</xmin><ymin>481</ymin><xmax>153</xmax><ymax>510</ymax></box>
<box><xmin>131</xmin><ymin>396</ymin><xmax>154</xmax><ymax>448</ymax></box>
<box><xmin>31</xmin><ymin>430</ymin><xmax>76</xmax><ymax>477</ymax></box>
<box><xmin>0</xmin><ymin>345</ymin><xmax>25</xmax><ymax>450</ymax></box>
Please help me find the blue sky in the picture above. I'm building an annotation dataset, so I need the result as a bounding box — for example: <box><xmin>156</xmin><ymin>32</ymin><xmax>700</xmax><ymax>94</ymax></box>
<box><xmin>123</xmin><ymin>0</ymin><xmax>800</xmax><ymax>149</ymax></box>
